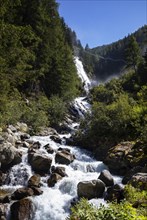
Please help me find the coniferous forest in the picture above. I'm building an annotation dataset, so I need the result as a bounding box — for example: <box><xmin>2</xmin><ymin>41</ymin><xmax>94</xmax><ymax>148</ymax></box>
<box><xmin>0</xmin><ymin>1</ymin><xmax>147</xmax><ymax>220</ymax></box>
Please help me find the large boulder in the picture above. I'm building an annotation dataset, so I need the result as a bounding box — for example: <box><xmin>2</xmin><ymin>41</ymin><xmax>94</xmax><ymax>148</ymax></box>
<box><xmin>122</xmin><ymin>166</ymin><xmax>144</xmax><ymax>184</ymax></box>
<box><xmin>28</xmin><ymin>174</ymin><xmax>41</xmax><ymax>188</ymax></box>
<box><xmin>104</xmin><ymin>141</ymin><xmax>146</xmax><ymax>175</ymax></box>
<box><xmin>55</xmin><ymin>150</ymin><xmax>75</xmax><ymax>165</ymax></box>
<box><xmin>47</xmin><ymin>173</ymin><xmax>63</xmax><ymax>187</ymax></box>
<box><xmin>28</xmin><ymin>152</ymin><xmax>52</xmax><ymax>173</ymax></box>
<box><xmin>128</xmin><ymin>173</ymin><xmax>147</xmax><ymax>190</ymax></box>
<box><xmin>10</xmin><ymin>198</ymin><xmax>34</xmax><ymax>220</ymax></box>
<box><xmin>0</xmin><ymin>142</ymin><xmax>22</xmax><ymax>170</ymax></box>
<box><xmin>98</xmin><ymin>170</ymin><xmax>114</xmax><ymax>186</ymax></box>
<box><xmin>105</xmin><ymin>184</ymin><xmax>124</xmax><ymax>203</ymax></box>
<box><xmin>77</xmin><ymin>179</ymin><xmax>105</xmax><ymax>199</ymax></box>
<box><xmin>11</xmin><ymin>187</ymin><xmax>34</xmax><ymax>200</ymax></box>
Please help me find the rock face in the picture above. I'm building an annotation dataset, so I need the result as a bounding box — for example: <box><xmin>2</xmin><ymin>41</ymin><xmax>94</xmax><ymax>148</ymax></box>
<box><xmin>55</xmin><ymin>150</ymin><xmax>75</xmax><ymax>165</ymax></box>
<box><xmin>128</xmin><ymin>173</ymin><xmax>147</xmax><ymax>190</ymax></box>
<box><xmin>98</xmin><ymin>170</ymin><xmax>114</xmax><ymax>187</ymax></box>
<box><xmin>47</xmin><ymin>173</ymin><xmax>63</xmax><ymax>187</ymax></box>
<box><xmin>105</xmin><ymin>184</ymin><xmax>124</xmax><ymax>203</ymax></box>
<box><xmin>122</xmin><ymin>166</ymin><xmax>144</xmax><ymax>184</ymax></box>
<box><xmin>0</xmin><ymin>142</ymin><xmax>22</xmax><ymax>170</ymax></box>
<box><xmin>77</xmin><ymin>179</ymin><xmax>105</xmax><ymax>199</ymax></box>
<box><xmin>104</xmin><ymin>141</ymin><xmax>146</xmax><ymax>175</ymax></box>
<box><xmin>28</xmin><ymin>152</ymin><xmax>52</xmax><ymax>173</ymax></box>
<box><xmin>10</xmin><ymin>198</ymin><xmax>34</xmax><ymax>220</ymax></box>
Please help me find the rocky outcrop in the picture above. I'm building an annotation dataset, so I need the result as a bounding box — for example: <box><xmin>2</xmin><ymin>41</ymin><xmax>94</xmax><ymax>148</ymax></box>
<box><xmin>105</xmin><ymin>184</ymin><xmax>124</xmax><ymax>203</ymax></box>
<box><xmin>55</xmin><ymin>150</ymin><xmax>75</xmax><ymax>165</ymax></box>
<box><xmin>0</xmin><ymin>142</ymin><xmax>22</xmax><ymax>170</ymax></box>
<box><xmin>28</xmin><ymin>152</ymin><xmax>52</xmax><ymax>173</ymax></box>
<box><xmin>104</xmin><ymin>141</ymin><xmax>146</xmax><ymax>175</ymax></box>
<box><xmin>128</xmin><ymin>173</ymin><xmax>147</xmax><ymax>190</ymax></box>
<box><xmin>98</xmin><ymin>170</ymin><xmax>114</xmax><ymax>186</ymax></box>
<box><xmin>47</xmin><ymin>173</ymin><xmax>63</xmax><ymax>187</ymax></box>
<box><xmin>77</xmin><ymin>179</ymin><xmax>105</xmax><ymax>199</ymax></box>
<box><xmin>10</xmin><ymin>198</ymin><xmax>34</xmax><ymax>220</ymax></box>
<box><xmin>122</xmin><ymin>166</ymin><xmax>144</xmax><ymax>184</ymax></box>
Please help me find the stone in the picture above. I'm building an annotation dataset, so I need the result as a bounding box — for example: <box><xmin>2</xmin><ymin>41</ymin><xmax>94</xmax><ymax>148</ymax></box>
<box><xmin>28</xmin><ymin>174</ymin><xmax>41</xmax><ymax>188</ymax></box>
<box><xmin>98</xmin><ymin>170</ymin><xmax>114</xmax><ymax>186</ymax></box>
<box><xmin>128</xmin><ymin>173</ymin><xmax>147</xmax><ymax>190</ymax></box>
<box><xmin>11</xmin><ymin>187</ymin><xmax>34</xmax><ymax>200</ymax></box>
<box><xmin>122</xmin><ymin>166</ymin><xmax>143</xmax><ymax>184</ymax></box>
<box><xmin>0</xmin><ymin>142</ymin><xmax>22</xmax><ymax>170</ymax></box>
<box><xmin>0</xmin><ymin>204</ymin><xmax>8</xmax><ymax>220</ymax></box>
<box><xmin>105</xmin><ymin>184</ymin><xmax>124</xmax><ymax>203</ymax></box>
<box><xmin>44</xmin><ymin>144</ymin><xmax>55</xmax><ymax>154</ymax></box>
<box><xmin>77</xmin><ymin>179</ymin><xmax>105</xmax><ymax>199</ymax></box>
<box><xmin>31</xmin><ymin>187</ymin><xmax>43</xmax><ymax>196</ymax></box>
<box><xmin>47</xmin><ymin>173</ymin><xmax>63</xmax><ymax>187</ymax></box>
<box><xmin>10</xmin><ymin>198</ymin><xmax>34</xmax><ymax>220</ymax></box>
<box><xmin>28</xmin><ymin>152</ymin><xmax>52</xmax><ymax>173</ymax></box>
<box><xmin>16</xmin><ymin>122</ymin><xmax>28</xmax><ymax>132</ymax></box>
<box><xmin>55</xmin><ymin>150</ymin><xmax>75</xmax><ymax>165</ymax></box>
<box><xmin>51</xmin><ymin>166</ymin><xmax>68</xmax><ymax>177</ymax></box>
<box><xmin>50</xmin><ymin>135</ymin><xmax>62</xmax><ymax>144</ymax></box>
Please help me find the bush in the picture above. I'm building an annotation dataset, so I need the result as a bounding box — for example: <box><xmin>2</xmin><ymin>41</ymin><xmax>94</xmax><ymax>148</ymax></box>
<box><xmin>68</xmin><ymin>198</ymin><xmax>146</xmax><ymax>220</ymax></box>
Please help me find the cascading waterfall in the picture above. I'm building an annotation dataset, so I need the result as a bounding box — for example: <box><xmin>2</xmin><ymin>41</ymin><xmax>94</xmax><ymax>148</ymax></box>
<box><xmin>1</xmin><ymin>57</ymin><xmax>122</xmax><ymax>220</ymax></box>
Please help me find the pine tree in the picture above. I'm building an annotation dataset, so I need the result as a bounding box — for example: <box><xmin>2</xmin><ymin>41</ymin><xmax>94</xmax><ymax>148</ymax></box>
<box><xmin>125</xmin><ymin>36</ymin><xmax>141</xmax><ymax>72</ymax></box>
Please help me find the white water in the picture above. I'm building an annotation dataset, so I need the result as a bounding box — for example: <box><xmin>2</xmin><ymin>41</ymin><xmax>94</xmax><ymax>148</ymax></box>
<box><xmin>74</xmin><ymin>57</ymin><xmax>91</xmax><ymax>93</ymax></box>
<box><xmin>1</xmin><ymin>57</ymin><xmax>122</xmax><ymax>220</ymax></box>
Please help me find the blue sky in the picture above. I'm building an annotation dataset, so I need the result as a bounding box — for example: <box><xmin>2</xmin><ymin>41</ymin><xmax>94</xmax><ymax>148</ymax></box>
<box><xmin>57</xmin><ymin>0</ymin><xmax>147</xmax><ymax>48</ymax></box>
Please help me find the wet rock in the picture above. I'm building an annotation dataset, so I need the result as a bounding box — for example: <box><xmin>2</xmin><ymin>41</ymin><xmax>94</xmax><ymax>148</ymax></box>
<box><xmin>50</xmin><ymin>135</ymin><xmax>62</xmax><ymax>144</ymax></box>
<box><xmin>36</xmin><ymin>127</ymin><xmax>58</xmax><ymax>136</ymax></box>
<box><xmin>8</xmin><ymin>125</ymin><xmax>17</xmax><ymax>133</ymax></box>
<box><xmin>55</xmin><ymin>150</ymin><xmax>75</xmax><ymax>165</ymax></box>
<box><xmin>51</xmin><ymin>166</ymin><xmax>68</xmax><ymax>177</ymax></box>
<box><xmin>0</xmin><ymin>171</ymin><xmax>7</xmax><ymax>186</ymax></box>
<box><xmin>0</xmin><ymin>142</ymin><xmax>22</xmax><ymax>170</ymax></box>
<box><xmin>31</xmin><ymin>187</ymin><xmax>43</xmax><ymax>196</ymax></box>
<box><xmin>128</xmin><ymin>173</ymin><xmax>147</xmax><ymax>190</ymax></box>
<box><xmin>28</xmin><ymin>174</ymin><xmax>41</xmax><ymax>188</ymax></box>
<box><xmin>20</xmin><ymin>133</ymin><xmax>30</xmax><ymax>141</ymax></box>
<box><xmin>11</xmin><ymin>187</ymin><xmax>34</xmax><ymax>200</ymax></box>
<box><xmin>44</xmin><ymin>144</ymin><xmax>55</xmax><ymax>154</ymax></box>
<box><xmin>30</xmin><ymin>141</ymin><xmax>41</xmax><ymax>150</ymax></box>
<box><xmin>122</xmin><ymin>166</ymin><xmax>144</xmax><ymax>184</ymax></box>
<box><xmin>58</xmin><ymin>147</ymin><xmax>71</xmax><ymax>153</ymax></box>
<box><xmin>47</xmin><ymin>173</ymin><xmax>63</xmax><ymax>187</ymax></box>
<box><xmin>77</xmin><ymin>179</ymin><xmax>105</xmax><ymax>199</ymax></box>
<box><xmin>10</xmin><ymin>198</ymin><xmax>34</xmax><ymax>220</ymax></box>
<box><xmin>28</xmin><ymin>152</ymin><xmax>52</xmax><ymax>173</ymax></box>
<box><xmin>105</xmin><ymin>184</ymin><xmax>124</xmax><ymax>203</ymax></box>
<box><xmin>98</xmin><ymin>170</ymin><xmax>114</xmax><ymax>187</ymax></box>
<box><xmin>0</xmin><ymin>189</ymin><xmax>11</xmax><ymax>203</ymax></box>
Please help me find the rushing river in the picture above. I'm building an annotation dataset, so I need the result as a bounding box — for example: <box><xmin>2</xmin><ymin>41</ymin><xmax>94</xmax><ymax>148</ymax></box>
<box><xmin>1</xmin><ymin>57</ymin><xmax>122</xmax><ymax>220</ymax></box>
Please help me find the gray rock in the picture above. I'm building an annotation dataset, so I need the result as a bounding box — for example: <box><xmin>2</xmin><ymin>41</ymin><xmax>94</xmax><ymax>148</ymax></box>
<box><xmin>98</xmin><ymin>170</ymin><xmax>114</xmax><ymax>186</ymax></box>
<box><xmin>11</xmin><ymin>187</ymin><xmax>34</xmax><ymax>200</ymax></box>
<box><xmin>47</xmin><ymin>173</ymin><xmax>63</xmax><ymax>187</ymax></box>
<box><xmin>122</xmin><ymin>166</ymin><xmax>143</xmax><ymax>184</ymax></box>
<box><xmin>28</xmin><ymin>152</ymin><xmax>52</xmax><ymax>173</ymax></box>
<box><xmin>128</xmin><ymin>173</ymin><xmax>147</xmax><ymax>190</ymax></box>
<box><xmin>55</xmin><ymin>150</ymin><xmax>75</xmax><ymax>165</ymax></box>
<box><xmin>28</xmin><ymin>175</ymin><xmax>41</xmax><ymax>188</ymax></box>
<box><xmin>77</xmin><ymin>179</ymin><xmax>105</xmax><ymax>199</ymax></box>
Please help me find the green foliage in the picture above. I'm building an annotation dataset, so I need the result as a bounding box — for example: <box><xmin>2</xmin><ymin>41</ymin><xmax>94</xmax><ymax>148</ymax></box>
<box><xmin>47</xmin><ymin>95</ymin><xmax>67</xmax><ymax>127</ymax></box>
<box><xmin>125</xmin><ymin>36</ymin><xmax>141</xmax><ymax>72</ymax></box>
<box><xmin>68</xmin><ymin>198</ymin><xmax>146</xmax><ymax>220</ymax></box>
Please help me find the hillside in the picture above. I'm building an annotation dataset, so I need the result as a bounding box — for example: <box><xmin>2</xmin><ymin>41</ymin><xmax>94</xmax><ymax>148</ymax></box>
<box><xmin>80</xmin><ymin>25</ymin><xmax>147</xmax><ymax>81</ymax></box>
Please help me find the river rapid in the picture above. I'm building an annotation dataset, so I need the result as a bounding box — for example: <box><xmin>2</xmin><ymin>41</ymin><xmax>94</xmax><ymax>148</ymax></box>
<box><xmin>1</xmin><ymin>57</ymin><xmax>122</xmax><ymax>220</ymax></box>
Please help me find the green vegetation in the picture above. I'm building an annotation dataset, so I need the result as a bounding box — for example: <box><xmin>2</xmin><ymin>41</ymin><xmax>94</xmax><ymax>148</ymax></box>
<box><xmin>0</xmin><ymin>0</ymin><xmax>81</xmax><ymax>131</ymax></box>
<box><xmin>74</xmin><ymin>48</ymin><xmax>147</xmax><ymax>157</ymax></box>
<box><xmin>79</xmin><ymin>25</ymin><xmax>147</xmax><ymax>81</ymax></box>
<box><xmin>68</xmin><ymin>194</ymin><xmax>147</xmax><ymax>220</ymax></box>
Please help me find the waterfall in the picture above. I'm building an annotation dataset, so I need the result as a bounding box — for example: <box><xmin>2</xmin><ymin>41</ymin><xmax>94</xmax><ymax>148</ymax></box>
<box><xmin>0</xmin><ymin>58</ymin><xmax>122</xmax><ymax>220</ymax></box>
